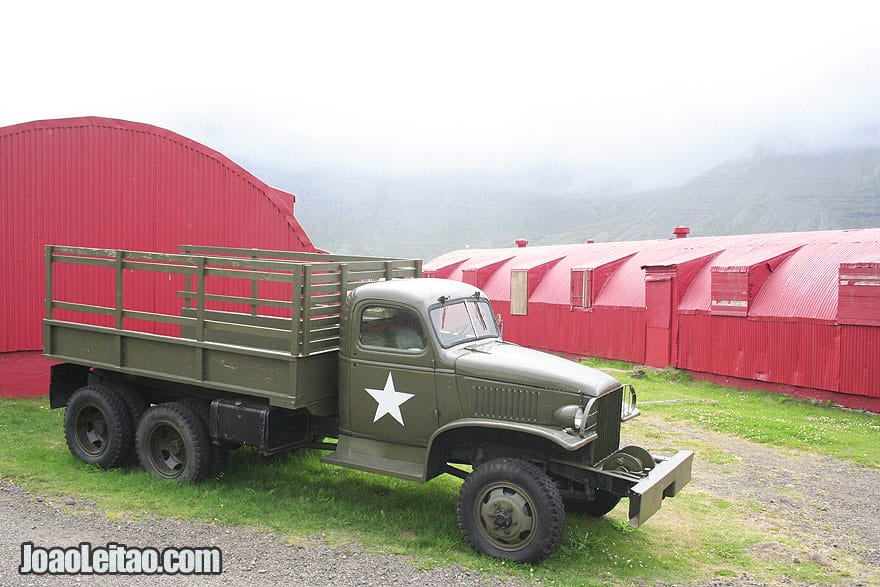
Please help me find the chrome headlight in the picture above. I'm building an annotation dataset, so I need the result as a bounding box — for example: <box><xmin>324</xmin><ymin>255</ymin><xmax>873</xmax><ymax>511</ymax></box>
<box><xmin>572</xmin><ymin>407</ymin><xmax>584</xmax><ymax>429</ymax></box>
<box><xmin>553</xmin><ymin>405</ymin><xmax>584</xmax><ymax>430</ymax></box>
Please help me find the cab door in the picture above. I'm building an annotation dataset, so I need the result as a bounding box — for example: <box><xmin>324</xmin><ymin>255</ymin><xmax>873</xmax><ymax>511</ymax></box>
<box><xmin>345</xmin><ymin>303</ymin><xmax>437</xmax><ymax>446</ymax></box>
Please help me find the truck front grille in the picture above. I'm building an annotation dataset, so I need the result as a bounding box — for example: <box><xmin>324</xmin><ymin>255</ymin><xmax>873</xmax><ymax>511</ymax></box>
<box><xmin>592</xmin><ymin>386</ymin><xmax>622</xmax><ymax>463</ymax></box>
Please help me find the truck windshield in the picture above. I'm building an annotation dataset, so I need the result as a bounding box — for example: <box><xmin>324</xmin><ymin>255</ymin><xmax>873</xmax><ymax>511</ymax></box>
<box><xmin>429</xmin><ymin>298</ymin><xmax>500</xmax><ymax>348</ymax></box>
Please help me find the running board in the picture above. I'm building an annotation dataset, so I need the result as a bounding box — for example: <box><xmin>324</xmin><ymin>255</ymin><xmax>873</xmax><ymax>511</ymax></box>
<box><xmin>321</xmin><ymin>435</ymin><xmax>427</xmax><ymax>482</ymax></box>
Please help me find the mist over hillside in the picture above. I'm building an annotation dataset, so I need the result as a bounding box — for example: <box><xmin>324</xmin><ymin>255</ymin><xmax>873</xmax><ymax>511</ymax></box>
<box><xmin>259</xmin><ymin>169</ymin><xmax>605</xmax><ymax>259</ymax></box>
<box><xmin>252</xmin><ymin>145</ymin><xmax>880</xmax><ymax>260</ymax></box>
<box><xmin>538</xmin><ymin>146</ymin><xmax>880</xmax><ymax>246</ymax></box>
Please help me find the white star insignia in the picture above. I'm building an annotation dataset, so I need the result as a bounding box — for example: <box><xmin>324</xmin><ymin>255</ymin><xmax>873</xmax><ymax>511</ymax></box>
<box><xmin>365</xmin><ymin>373</ymin><xmax>415</xmax><ymax>426</ymax></box>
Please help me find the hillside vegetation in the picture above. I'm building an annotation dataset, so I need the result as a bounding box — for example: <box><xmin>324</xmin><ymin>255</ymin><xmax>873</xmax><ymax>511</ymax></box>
<box><xmin>540</xmin><ymin>147</ymin><xmax>880</xmax><ymax>246</ymax></box>
<box><xmin>261</xmin><ymin>146</ymin><xmax>880</xmax><ymax>260</ymax></box>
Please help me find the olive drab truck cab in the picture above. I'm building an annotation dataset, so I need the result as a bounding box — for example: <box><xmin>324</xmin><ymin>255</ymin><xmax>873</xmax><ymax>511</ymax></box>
<box><xmin>44</xmin><ymin>245</ymin><xmax>693</xmax><ymax>564</ymax></box>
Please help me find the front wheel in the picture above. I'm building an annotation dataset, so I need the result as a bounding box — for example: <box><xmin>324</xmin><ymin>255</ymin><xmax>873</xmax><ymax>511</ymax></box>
<box><xmin>563</xmin><ymin>490</ymin><xmax>621</xmax><ymax>517</ymax></box>
<box><xmin>457</xmin><ymin>458</ymin><xmax>564</xmax><ymax>564</ymax></box>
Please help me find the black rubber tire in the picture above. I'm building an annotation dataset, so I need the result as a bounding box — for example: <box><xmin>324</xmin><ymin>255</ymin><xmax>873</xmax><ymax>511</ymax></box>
<box><xmin>115</xmin><ymin>387</ymin><xmax>149</xmax><ymax>465</ymax></box>
<box><xmin>457</xmin><ymin>458</ymin><xmax>564</xmax><ymax>564</ymax></box>
<box><xmin>95</xmin><ymin>382</ymin><xmax>149</xmax><ymax>465</ymax></box>
<box><xmin>563</xmin><ymin>490</ymin><xmax>622</xmax><ymax>517</ymax></box>
<box><xmin>115</xmin><ymin>386</ymin><xmax>148</xmax><ymax>425</ymax></box>
<box><xmin>177</xmin><ymin>397</ymin><xmax>228</xmax><ymax>479</ymax></box>
<box><xmin>87</xmin><ymin>372</ymin><xmax>148</xmax><ymax>421</ymax></box>
<box><xmin>64</xmin><ymin>385</ymin><xmax>133</xmax><ymax>469</ymax></box>
<box><xmin>136</xmin><ymin>402</ymin><xmax>210</xmax><ymax>482</ymax></box>
<box><xmin>85</xmin><ymin>373</ymin><xmax>149</xmax><ymax>465</ymax></box>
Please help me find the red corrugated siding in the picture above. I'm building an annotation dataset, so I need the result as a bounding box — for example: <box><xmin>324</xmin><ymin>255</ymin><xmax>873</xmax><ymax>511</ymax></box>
<box><xmin>589</xmin><ymin>307</ymin><xmax>646</xmax><ymax>363</ymax></box>
<box><xmin>677</xmin><ymin>314</ymin><xmax>840</xmax><ymax>391</ymax></box>
<box><xmin>1</xmin><ymin>116</ymin><xmax>318</xmax><ymax>353</ymax></box>
<box><xmin>491</xmin><ymin>301</ymin><xmax>646</xmax><ymax>364</ymax></box>
<box><xmin>425</xmin><ymin>228</ymin><xmax>880</xmax><ymax>409</ymax></box>
<box><xmin>839</xmin><ymin>325</ymin><xmax>880</xmax><ymax>398</ymax></box>
<box><xmin>838</xmin><ymin>263</ymin><xmax>880</xmax><ymax>326</ymax></box>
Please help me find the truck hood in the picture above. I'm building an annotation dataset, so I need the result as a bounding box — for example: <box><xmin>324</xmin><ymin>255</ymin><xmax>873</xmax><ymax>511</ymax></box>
<box><xmin>454</xmin><ymin>341</ymin><xmax>622</xmax><ymax>397</ymax></box>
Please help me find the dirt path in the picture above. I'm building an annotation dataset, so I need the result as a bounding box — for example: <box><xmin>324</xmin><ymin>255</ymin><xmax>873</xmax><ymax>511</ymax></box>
<box><xmin>624</xmin><ymin>413</ymin><xmax>880</xmax><ymax>585</ymax></box>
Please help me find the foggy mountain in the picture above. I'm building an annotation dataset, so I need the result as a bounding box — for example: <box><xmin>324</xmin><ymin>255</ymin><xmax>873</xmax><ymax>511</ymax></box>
<box><xmin>537</xmin><ymin>146</ymin><xmax>880</xmax><ymax>246</ymax></box>
<box><xmin>262</xmin><ymin>145</ymin><xmax>880</xmax><ymax>261</ymax></box>
<box><xmin>276</xmin><ymin>171</ymin><xmax>598</xmax><ymax>259</ymax></box>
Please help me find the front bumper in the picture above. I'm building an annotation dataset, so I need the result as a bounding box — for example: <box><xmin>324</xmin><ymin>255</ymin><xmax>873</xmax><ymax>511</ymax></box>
<box><xmin>627</xmin><ymin>450</ymin><xmax>694</xmax><ymax>528</ymax></box>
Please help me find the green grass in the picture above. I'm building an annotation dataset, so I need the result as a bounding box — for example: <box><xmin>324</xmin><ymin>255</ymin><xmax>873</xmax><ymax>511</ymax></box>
<box><xmin>2</xmin><ymin>362</ymin><xmax>878</xmax><ymax>586</ymax></box>
<box><xmin>580</xmin><ymin>359</ymin><xmax>880</xmax><ymax>470</ymax></box>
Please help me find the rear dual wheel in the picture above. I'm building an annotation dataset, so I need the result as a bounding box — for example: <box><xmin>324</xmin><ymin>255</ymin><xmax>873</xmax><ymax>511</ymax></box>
<box><xmin>65</xmin><ymin>386</ymin><xmax>217</xmax><ymax>483</ymax></box>
<box><xmin>176</xmin><ymin>398</ymin><xmax>228</xmax><ymax>479</ymax></box>
<box><xmin>64</xmin><ymin>385</ymin><xmax>133</xmax><ymax>469</ymax></box>
<box><xmin>136</xmin><ymin>402</ymin><xmax>210</xmax><ymax>483</ymax></box>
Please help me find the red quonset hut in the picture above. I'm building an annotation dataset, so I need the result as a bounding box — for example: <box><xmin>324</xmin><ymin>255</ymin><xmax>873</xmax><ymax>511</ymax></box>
<box><xmin>424</xmin><ymin>228</ymin><xmax>880</xmax><ymax>412</ymax></box>
<box><xmin>0</xmin><ymin>116</ymin><xmax>319</xmax><ymax>396</ymax></box>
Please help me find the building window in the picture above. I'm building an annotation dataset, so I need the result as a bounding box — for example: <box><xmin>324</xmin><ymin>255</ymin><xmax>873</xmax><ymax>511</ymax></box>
<box><xmin>570</xmin><ymin>269</ymin><xmax>591</xmax><ymax>309</ymax></box>
<box><xmin>510</xmin><ymin>270</ymin><xmax>528</xmax><ymax>316</ymax></box>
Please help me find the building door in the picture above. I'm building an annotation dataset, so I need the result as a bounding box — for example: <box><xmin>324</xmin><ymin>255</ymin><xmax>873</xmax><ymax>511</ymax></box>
<box><xmin>645</xmin><ymin>271</ymin><xmax>674</xmax><ymax>368</ymax></box>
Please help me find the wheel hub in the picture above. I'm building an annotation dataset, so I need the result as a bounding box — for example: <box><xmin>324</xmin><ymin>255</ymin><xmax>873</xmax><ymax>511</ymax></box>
<box><xmin>491</xmin><ymin>504</ymin><xmax>514</xmax><ymax>530</ymax></box>
<box><xmin>77</xmin><ymin>406</ymin><xmax>108</xmax><ymax>455</ymax></box>
<box><xmin>150</xmin><ymin>424</ymin><xmax>186</xmax><ymax>476</ymax></box>
<box><xmin>478</xmin><ymin>485</ymin><xmax>535</xmax><ymax>546</ymax></box>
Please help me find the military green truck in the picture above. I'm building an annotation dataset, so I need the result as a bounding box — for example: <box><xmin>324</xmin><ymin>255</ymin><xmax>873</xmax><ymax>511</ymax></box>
<box><xmin>43</xmin><ymin>244</ymin><xmax>692</xmax><ymax>563</ymax></box>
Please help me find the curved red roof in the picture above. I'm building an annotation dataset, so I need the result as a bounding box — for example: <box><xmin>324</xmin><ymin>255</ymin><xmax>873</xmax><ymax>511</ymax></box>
<box><xmin>427</xmin><ymin>229</ymin><xmax>880</xmax><ymax>320</ymax></box>
<box><xmin>0</xmin><ymin>116</ymin><xmax>319</xmax><ymax>353</ymax></box>
<box><xmin>425</xmin><ymin>229</ymin><xmax>880</xmax><ymax>407</ymax></box>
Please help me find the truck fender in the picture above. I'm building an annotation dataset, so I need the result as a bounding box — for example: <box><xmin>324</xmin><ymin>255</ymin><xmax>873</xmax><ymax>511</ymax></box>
<box><xmin>49</xmin><ymin>363</ymin><xmax>90</xmax><ymax>408</ymax></box>
<box><xmin>427</xmin><ymin>417</ymin><xmax>596</xmax><ymax>455</ymax></box>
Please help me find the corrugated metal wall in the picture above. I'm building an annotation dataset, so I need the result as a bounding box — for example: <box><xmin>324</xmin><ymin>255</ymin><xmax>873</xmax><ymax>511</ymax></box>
<box><xmin>676</xmin><ymin>315</ymin><xmax>842</xmax><ymax>391</ymax></box>
<box><xmin>840</xmin><ymin>325</ymin><xmax>880</xmax><ymax>398</ymax></box>
<box><xmin>505</xmin><ymin>303</ymin><xmax>647</xmax><ymax>364</ymax></box>
<box><xmin>425</xmin><ymin>229</ymin><xmax>880</xmax><ymax>410</ymax></box>
<box><xmin>1</xmin><ymin>116</ymin><xmax>318</xmax><ymax>354</ymax></box>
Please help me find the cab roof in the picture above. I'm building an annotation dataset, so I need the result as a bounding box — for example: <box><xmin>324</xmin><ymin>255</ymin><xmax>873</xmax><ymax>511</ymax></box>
<box><xmin>349</xmin><ymin>278</ymin><xmax>487</xmax><ymax>312</ymax></box>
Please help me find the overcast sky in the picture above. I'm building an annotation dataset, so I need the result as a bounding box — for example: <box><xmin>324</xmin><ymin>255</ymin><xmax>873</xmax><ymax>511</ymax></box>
<box><xmin>3</xmin><ymin>1</ymin><xmax>880</xmax><ymax>190</ymax></box>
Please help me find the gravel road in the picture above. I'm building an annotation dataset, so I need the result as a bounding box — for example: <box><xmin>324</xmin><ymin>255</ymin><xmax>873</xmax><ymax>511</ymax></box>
<box><xmin>2</xmin><ymin>412</ymin><xmax>878</xmax><ymax>587</ymax></box>
<box><xmin>1</xmin><ymin>477</ymin><xmax>526</xmax><ymax>587</ymax></box>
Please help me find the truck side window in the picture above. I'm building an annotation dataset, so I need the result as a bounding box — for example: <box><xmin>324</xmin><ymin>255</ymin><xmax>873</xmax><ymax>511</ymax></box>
<box><xmin>359</xmin><ymin>306</ymin><xmax>426</xmax><ymax>351</ymax></box>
